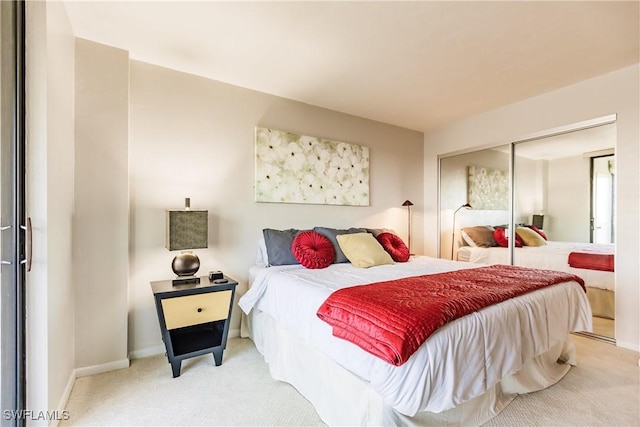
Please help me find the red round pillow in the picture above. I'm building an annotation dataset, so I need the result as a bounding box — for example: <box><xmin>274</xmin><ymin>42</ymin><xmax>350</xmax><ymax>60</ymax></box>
<box><xmin>527</xmin><ymin>225</ymin><xmax>547</xmax><ymax>240</ymax></box>
<box><xmin>291</xmin><ymin>231</ymin><xmax>335</xmax><ymax>269</ymax></box>
<box><xmin>493</xmin><ymin>228</ymin><xmax>523</xmax><ymax>248</ymax></box>
<box><xmin>376</xmin><ymin>232</ymin><xmax>410</xmax><ymax>262</ymax></box>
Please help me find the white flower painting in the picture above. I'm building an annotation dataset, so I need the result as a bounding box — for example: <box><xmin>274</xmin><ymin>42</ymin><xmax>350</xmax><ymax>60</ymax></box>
<box><xmin>255</xmin><ymin>127</ymin><xmax>370</xmax><ymax>206</ymax></box>
<box><xmin>468</xmin><ymin>165</ymin><xmax>508</xmax><ymax>210</ymax></box>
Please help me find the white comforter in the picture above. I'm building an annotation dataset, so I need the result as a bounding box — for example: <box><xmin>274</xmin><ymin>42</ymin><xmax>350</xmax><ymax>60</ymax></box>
<box><xmin>457</xmin><ymin>241</ymin><xmax>614</xmax><ymax>291</ymax></box>
<box><xmin>239</xmin><ymin>256</ymin><xmax>592</xmax><ymax>416</ymax></box>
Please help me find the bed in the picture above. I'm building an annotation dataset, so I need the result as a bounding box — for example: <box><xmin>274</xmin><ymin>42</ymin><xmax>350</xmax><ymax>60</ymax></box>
<box><xmin>239</xmin><ymin>254</ymin><xmax>592</xmax><ymax>426</ymax></box>
<box><xmin>457</xmin><ymin>240</ymin><xmax>614</xmax><ymax>319</ymax></box>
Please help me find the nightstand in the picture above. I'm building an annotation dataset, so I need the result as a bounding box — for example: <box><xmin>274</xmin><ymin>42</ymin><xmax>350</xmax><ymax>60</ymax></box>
<box><xmin>151</xmin><ymin>275</ymin><xmax>237</xmax><ymax>377</ymax></box>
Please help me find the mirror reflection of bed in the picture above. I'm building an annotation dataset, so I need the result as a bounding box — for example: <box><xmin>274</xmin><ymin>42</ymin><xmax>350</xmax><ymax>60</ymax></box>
<box><xmin>454</xmin><ymin>220</ymin><xmax>615</xmax><ymax>341</ymax></box>
<box><xmin>440</xmin><ymin>122</ymin><xmax>616</xmax><ymax>342</ymax></box>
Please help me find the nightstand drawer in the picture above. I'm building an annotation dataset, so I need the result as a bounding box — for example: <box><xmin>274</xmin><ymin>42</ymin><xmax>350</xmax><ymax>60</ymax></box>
<box><xmin>161</xmin><ymin>290</ymin><xmax>232</xmax><ymax>330</ymax></box>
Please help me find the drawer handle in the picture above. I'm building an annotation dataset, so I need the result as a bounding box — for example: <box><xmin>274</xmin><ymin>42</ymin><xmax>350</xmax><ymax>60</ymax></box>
<box><xmin>197</xmin><ymin>308</ymin><xmax>203</xmax><ymax>313</ymax></box>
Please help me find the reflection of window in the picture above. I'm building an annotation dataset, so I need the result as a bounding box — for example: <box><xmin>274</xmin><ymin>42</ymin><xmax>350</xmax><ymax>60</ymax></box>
<box><xmin>592</xmin><ymin>155</ymin><xmax>615</xmax><ymax>244</ymax></box>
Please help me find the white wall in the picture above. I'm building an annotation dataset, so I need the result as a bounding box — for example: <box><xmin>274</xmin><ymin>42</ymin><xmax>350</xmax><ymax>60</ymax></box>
<box><xmin>424</xmin><ymin>64</ymin><xmax>640</xmax><ymax>350</ymax></box>
<box><xmin>546</xmin><ymin>156</ymin><xmax>591</xmax><ymax>242</ymax></box>
<box><xmin>127</xmin><ymin>61</ymin><xmax>424</xmax><ymax>357</ymax></box>
<box><xmin>74</xmin><ymin>39</ymin><xmax>130</xmax><ymax>373</ymax></box>
<box><xmin>25</xmin><ymin>0</ymin><xmax>76</xmax><ymax>419</ymax></box>
<box><xmin>513</xmin><ymin>157</ymin><xmax>544</xmax><ymax>226</ymax></box>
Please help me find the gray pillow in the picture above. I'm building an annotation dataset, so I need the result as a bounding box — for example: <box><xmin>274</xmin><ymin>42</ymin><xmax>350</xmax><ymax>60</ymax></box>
<box><xmin>366</xmin><ymin>228</ymin><xmax>397</xmax><ymax>237</ymax></box>
<box><xmin>263</xmin><ymin>228</ymin><xmax>300</xmax><ymax>266</ymax></box>
<box><xmin>313</xmin><ymin>227</ymin><xmax>367</xmax><ymax>263</ymax></box>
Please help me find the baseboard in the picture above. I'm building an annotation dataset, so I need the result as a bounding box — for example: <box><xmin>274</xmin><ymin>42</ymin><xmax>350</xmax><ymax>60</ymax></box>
<box><xmin>49</xmin><ymin>369</ymin><xmax>75</xmax><ymax>427</ymax></box>
<box><xmin>52</xmin><ymin>359</ymin><xmax>131</xmax><ymax>424</ymax></box>
<box><xmin>616</xmin><ymin>340</ymin><xmax>640</xmax><ymax>352</ymax></box>
<box><xmin>128</xmin><ymin>343</ymin><xmax>165</xmax><ymax>360</ymax></box>
<box><xmin>75</xmin><ymin>358</ymin><xmax>130</xmax><ymax>378</ymax></box>
<box><xmin>54</xmin><ymin>328</ymin><xmax>246</xmax><ymax>422</ymax></box>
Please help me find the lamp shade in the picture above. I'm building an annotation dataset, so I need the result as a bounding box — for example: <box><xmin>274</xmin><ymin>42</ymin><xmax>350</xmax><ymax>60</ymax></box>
<box><xmin>402</xmin><ymin>200</ymin><xmax>414</xmax><ymax>207</ymax></box>
<box><xmin>532</xmin><ymin>214</ymin><xmax>544</xmax><ymax>229</ymax></box>
<box><xmin>165</xmin><ymin>210</ymin><xmax>208</xmax><ymax>251</ymax></box>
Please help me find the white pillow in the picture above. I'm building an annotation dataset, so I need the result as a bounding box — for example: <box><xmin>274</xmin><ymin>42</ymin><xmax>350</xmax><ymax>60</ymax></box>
<box><xmin>255</xmin><ymin>238</ymin><xmax>268</xmax><ymax>266</ymax></box>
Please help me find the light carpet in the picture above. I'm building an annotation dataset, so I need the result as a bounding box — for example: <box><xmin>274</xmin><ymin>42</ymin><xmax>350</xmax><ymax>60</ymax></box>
<box><xmin>62</xmin><ymin>335</ymin><xmax>639</xmax><ymax>426</ymax></box>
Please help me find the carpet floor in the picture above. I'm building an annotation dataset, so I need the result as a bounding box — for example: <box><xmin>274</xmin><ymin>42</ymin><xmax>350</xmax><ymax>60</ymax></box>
<box><xmin>61</xmin><ymin>334</ymin><xmax>639</xmax><ymax>426</ymax></box>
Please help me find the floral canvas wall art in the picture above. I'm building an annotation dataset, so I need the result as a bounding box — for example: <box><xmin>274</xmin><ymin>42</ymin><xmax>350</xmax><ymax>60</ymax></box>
<box><xmin>255</xmin><ymin>127</ymin><xmax>370</xmax><ymax>206</ymax></box>
<box><xmin>468</xmin><ymin>165</ymin><xmax>508</xmax><ymax>210</ymax></box>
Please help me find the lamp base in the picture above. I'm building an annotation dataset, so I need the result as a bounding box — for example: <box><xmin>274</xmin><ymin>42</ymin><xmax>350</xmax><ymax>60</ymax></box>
<box><xmin>172</xmin><ymin>252</ymin><xmax>200</xmax><ymax>276</ymax></box>
<box><xmin>171</xmin><ymin>252</ymin><xmax>201</xmax><ymax>285</ymax></box>
<box><xmin>172</xmin><ymin>276</ymin><xmax>201</xmax><ymax>286</ymax></box>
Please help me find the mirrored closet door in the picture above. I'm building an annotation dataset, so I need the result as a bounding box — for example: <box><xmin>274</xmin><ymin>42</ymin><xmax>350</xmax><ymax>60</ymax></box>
<box><xmin>512</xmin><ymin>124</ymin><xmax>616</xmax><ymax>341</ymax></box>
<box><xmin>439</xmin><ymin>121</ymin><xmax>616</xmax><ymax>342</ymax></box>
<box><xmin>439</xmin><ymin>145</ymin><xmax>510</xmax><ymax>265</ymax></box>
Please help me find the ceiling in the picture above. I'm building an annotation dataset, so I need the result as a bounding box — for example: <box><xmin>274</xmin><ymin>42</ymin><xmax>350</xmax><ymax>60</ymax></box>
<box><xmin>514</xmin><ymin>123</ymin><xmax>616</xmax><ymax>160</ymax></box>
<box><xmin>495</xmin><ymin>122</ymin><xmax>616</xmax><ymax>160</ymax></box>
<box><xmin>62</xmin><ymin>1</ymin><xmax>639</xmax><ymax>132</ymax></box>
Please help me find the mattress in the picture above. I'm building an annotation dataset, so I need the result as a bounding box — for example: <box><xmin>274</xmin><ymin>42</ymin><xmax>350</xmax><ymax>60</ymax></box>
<box><xmin>239</xmin><ymin>256</ymin><xmax>592</xmax><ymax>417</ymax></box>
<box><xmin>457</xmin><ymin>241</ymin><xmax>614</xmax><ymax>291</ymax></box>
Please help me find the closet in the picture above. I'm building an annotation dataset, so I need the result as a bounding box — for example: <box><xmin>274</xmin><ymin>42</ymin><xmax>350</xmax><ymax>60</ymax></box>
<box><xmin>439</xmin><ymin>121</ymin><xmax>616</xmax><ymax>341</ymax></box>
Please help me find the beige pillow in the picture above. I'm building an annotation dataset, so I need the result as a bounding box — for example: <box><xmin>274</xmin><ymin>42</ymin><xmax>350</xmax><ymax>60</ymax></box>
<box><xmin>336</xmin><ymin>232</ymin><xmax>394</xmax><ymax>268</ymax></box>
<box><xmin>516</xmin><ymin>226</ymin><xmax>547</xmax><ymax>247</ymax></box>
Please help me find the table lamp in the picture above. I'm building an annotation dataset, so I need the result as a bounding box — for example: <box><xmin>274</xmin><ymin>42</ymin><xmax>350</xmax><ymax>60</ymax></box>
<box><xmin>166</xmin><ymin>198</ymin><xmax>208</xmax><ymax>285</ymax></box>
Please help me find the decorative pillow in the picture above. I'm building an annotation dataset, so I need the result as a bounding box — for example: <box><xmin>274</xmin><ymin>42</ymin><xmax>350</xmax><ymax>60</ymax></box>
<box><xmin>336</xmin><ymin>232</ymin><xmax>394</xmax><ymax>268</ymax></box>
<box><xmin>493</xmin><ymin>228</ymin><xmax>523</xmax><ymax>248</ymax></box>
<box><xmin>528</xmin><ymin>225</ymin><xmax>547</xmax><ymax>240</ymax></box>
<box><xmin>461</xmin><ymin>226</ymin><xmax>496</xmax><ymax>248</ymax></box>
<box><xmin>366</xmin><ymin>228</ymin><xmax>397</xmax><ymax>238</ymax></box>
<box><xmin>516</xmin><ymin>226</ymin><xmax>547</xmax><ymax>247</ymax></box>
<box><xmin>262</xmin><ymin>228</ymin><xmax>300</xmax><ymax>266</ymax></box>
<box><xmin>459</xmin><ymin>230</ymin><xmax>475</xmax><ymax>247</ymax></box>
<box><xmin>291</xmin><ymin>231</ymin><xmax>335</xmax><ymax>269</ymax></box>
<box><xmin>376</xmin><ymin>232</ymin><xmax>410</xmax><ymax>262</ymax></box>
<box><xmin>313</xmin><ymin>227</ymin><xmax>367</xmax><ymax>263</ymax></box>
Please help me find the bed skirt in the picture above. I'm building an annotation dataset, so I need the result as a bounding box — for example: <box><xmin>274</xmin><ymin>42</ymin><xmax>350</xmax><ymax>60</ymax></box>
<box><xmin>242</xmin><ymin>309</ymin><xmax>577</xmax><ymax>426</ymax></box>
<box><xmin>586</xmin><ymin>287</ymin><xmax>615</xmax><ymax>319</ymax></box>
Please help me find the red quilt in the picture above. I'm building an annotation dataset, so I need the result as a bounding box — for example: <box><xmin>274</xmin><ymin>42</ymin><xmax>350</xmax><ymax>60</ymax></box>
<box><xmin>568</xmin><ymin>245</ymin><xmax>614</xmax><ymax>272</ymax></box>
<box><xmin>316</xmin><ymin>264</ymin><xmax>585</xmax><ymax>366</ymax></box>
